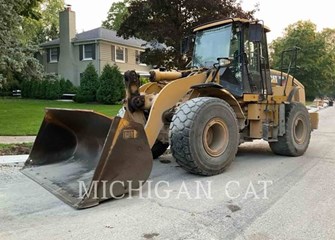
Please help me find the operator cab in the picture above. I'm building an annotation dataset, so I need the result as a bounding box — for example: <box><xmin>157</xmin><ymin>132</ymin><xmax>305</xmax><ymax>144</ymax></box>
<box><xmin>190</xmin><ymin>18</ymin><xmax>272</xmax><ymax>97</ymax></box>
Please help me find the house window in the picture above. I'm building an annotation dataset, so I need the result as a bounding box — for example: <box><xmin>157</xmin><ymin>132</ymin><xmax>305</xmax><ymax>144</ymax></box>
<box><xmin>136</xmin><ymin>50</ymin><xmax>145</xmax><ymax>65</ymax></box>
<box><xmin>115</xmin><ymin>46</ymin><xmax>125</xmax><ymax>62</ymax></box>
<box><xmin>80</xmin><ymin>44</ymin><xmax>96</xmax><ymax>61</ymax></box>
<box><xmin>83</xmin><ymin>44</ymin><xmax>94</xmax><ymax>60</ymax></box>
<box><xmin>49</xmin><ymin>48</ymin><xmax>58</xmax><ymax>63</ymax></box>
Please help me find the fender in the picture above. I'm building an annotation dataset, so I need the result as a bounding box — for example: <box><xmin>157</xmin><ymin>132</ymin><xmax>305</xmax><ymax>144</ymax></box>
<box><xmin>139</xmin><ymin>82</ymin><xmax>163</xmax><ymax>94</ymax></box>
<box><xmin>190</xmin><ymin>83</ymin><xmax>246</xmax><ymax>130</ymax></box>
<box><xmin>270</xmin><ymin>69</ymin><xmax>306</xmax><ymax>104</ymax></box>
<box><xmin>287</xmin><ymin>87</ymin><xmax>299</xmax><ymax>102</ymax></box>
<box><xmin>144</xmin><ymin>72</ymin><xmax>208</xmax><ymax>147</ymax></box>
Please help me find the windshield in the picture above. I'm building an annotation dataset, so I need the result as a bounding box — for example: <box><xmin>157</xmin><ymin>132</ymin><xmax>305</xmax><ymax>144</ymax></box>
<box><xmin>193</xmin><ymin>24</ymin><xmax>232</xmax><ymax>68</ymax></box>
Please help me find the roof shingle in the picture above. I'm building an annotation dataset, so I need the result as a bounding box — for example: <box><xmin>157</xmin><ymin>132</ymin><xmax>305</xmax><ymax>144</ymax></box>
<box><xmin>40</xmin><ymin>27</ymin><xmax>147</xmax><ymax>48</ymax></box>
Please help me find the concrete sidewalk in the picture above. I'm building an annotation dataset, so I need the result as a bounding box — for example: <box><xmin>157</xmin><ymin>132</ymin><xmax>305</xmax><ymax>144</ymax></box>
<box><xmin>0</xmin><ymin>136</ymin><xmax>35</xmax><ymax>144</ymax></box>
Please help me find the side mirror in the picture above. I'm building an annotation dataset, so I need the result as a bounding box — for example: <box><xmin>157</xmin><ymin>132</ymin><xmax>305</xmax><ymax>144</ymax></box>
<box><xmin>249</xmin><ymin>23</ymin><xmax>263</xmax><ymax>42</ymax></box>
<box><xmin>217</xmin><ymin>57</ymin><xmax>232</xmax><ymax>68</ymax></box>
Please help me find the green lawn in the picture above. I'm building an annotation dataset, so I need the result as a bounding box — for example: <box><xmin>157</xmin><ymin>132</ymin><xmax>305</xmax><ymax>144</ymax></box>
<box><xmin>0</xmin><ymin>98</ymin><xmax>121</xmax><ymax>136</ymax></box>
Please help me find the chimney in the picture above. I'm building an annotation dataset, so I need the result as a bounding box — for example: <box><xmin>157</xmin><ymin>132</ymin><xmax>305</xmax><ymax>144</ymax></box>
<box><xmin>59</xmin><ymin>5</ymin><xmax>76</xmax><ymax>43</ymax></box>
<box><xmin>58</xmin><ymin>5</ymin><xmax>78</xmax><ymax>85</ymax></box>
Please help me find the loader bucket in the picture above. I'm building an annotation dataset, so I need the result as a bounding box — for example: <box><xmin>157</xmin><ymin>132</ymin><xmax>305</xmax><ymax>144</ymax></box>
<box><xmin>21</xmin><ymin>108</ymin><xmax>153</xmax><ymax>209</ymax></box>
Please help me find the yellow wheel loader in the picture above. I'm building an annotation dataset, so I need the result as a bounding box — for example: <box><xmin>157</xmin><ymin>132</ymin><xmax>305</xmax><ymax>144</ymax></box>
<box><xmin>22</xmin><ymin>18</ymin><xmax>319</xmax><ymax>209</ymax></box>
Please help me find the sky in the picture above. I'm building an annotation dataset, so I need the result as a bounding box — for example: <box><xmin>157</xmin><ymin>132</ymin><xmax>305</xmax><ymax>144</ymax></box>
<box><xmin>65</xmin><ymin>0</ymin><xmax>334</xmax><ymax>42</ymax></box>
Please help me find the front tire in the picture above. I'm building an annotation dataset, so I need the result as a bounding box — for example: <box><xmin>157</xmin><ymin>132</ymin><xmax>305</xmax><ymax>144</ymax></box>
<box><xmin>169</xmin><ymin>97</ymin><xmax>239</xmax><ymax>176</ymax></box>
<box><xmin>269</xmin><ymin>102</ymin><xmax>311</xmax><ymax>156</ymax></box>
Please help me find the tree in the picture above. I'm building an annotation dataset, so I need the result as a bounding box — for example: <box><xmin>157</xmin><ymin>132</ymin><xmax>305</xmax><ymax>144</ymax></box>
<box><xmin>0</xmin><ymin>0</ymin><xmax>45</xmax><ymax>94</ymax></box>
<box><xmin>270</xmin><ymin>21</ymin><xmax>335</xmax><ymax>100</ymax></box>
<box><xmin>75</xmin><ymin>63</ymin><xmax>99</xmax><ymax>103</ymax></box>
<box><xmin>320</xmin><ymin>28</ymin><xmax>335</xmax><ymax>98</ymax></box>
<box><xmin>0</xmin><ymin>0</ymin><xmax>64</xmax><ymax>95</ymax></box>
<box><xmin>102</xmin><ymin>0</ymin><xmax>129</xmax><ymax>31</ymax></box>
<box><xmin>0</xmin><ymin>0</ymin><xmax>45</xmax><ymax>46</ymax></box>
<box><xmin>8</xmin><ymin>0</ymin><xmax>43</xmax><ymax>20</ymax></box>
<box><xmin>20</xmin><ymin>0</ymin><xmax>65</xmax><ymax>45</ymax></box>
<box><xmin>116</xmin><ymin>0</ymin><xmax>256</xmax><ymax>68</ymax></box>
<box><xmin>97</xmin><ymin>64</ymin><xmax>125</xmax><ymax>104</ymax></box>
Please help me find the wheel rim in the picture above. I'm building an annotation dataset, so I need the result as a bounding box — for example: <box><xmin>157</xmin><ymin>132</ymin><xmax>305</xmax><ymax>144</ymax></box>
<box><xmin>202</xmin><ymin>118</ymin><xmax>229</xmax><ymax>157</ymax></box>
<box><xmin>293</xmin><ymin>116</ymin><xmax>307</xmax><ymax>144</ymax></box>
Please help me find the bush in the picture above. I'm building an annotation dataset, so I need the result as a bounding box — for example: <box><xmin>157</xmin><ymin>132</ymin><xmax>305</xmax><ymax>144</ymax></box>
<box><xmin>96</xmin><ymin>64</ymin><xmax>125</xmax><ymax>104</ymax></box>
<box><xmin>31</xmin><ymin>80</ymin><xmax>40</xmax><ymax>98</ymax></box>
<box><xmin>60</xmin><ymin>78</ymin><xmax>78</xmax><ymax>94</ymax></box>
<box><xmin>21</xmin><ymin>80</ymin><xmax>32</xmax><ymax>98</ymax></box>
<box><xmin>21</xmin><ymin>74</ymin><xmax>72</xmax><ymax>100</ymax></box>
<box><xmin>140</xmin><ymin>76</ymin><xmax>150</xmax><ymax>85</ymax></box>
<box><xmin>46</xmin><ymin>80</ymin><xmax>61</xmax><ymax>99</ymax></box>
<box><xmin>0</xmin><ymin>75</ymin><xmax>20</xmax><ymax>96</ymax></box>
<box><xmin>75</xmin><ymin>63</ymin><xmax>99</xmax><ymax>103</ymax></box>
<box><xmin>37</xmin><ymin>80</ymin><xmax>47</xmax><ymax>99</ymax></box>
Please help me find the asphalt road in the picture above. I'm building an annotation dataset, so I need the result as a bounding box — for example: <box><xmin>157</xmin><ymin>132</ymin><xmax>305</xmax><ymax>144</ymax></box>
<box><xmin>1</xmin><ymin>107</ymin><xmax>334</xmax><ymax>240</ymax></box>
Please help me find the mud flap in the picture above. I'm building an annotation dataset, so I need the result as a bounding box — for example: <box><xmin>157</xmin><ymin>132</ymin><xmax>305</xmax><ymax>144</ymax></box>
<box><xmin>21</xmin><ymin>109</ymin><xmax>153</xmax><ymax>209</ymax></box>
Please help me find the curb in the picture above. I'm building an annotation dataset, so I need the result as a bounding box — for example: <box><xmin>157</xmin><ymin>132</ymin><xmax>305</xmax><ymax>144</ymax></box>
<box><xmin>0</xmin><ymin>136</ymin><xmax>36</xmax><ymax>144</ymax></box>
<box><xmin>0</xmin><ymin>155</ymin><xmax>28</xmax><ymax>164</ymax></box>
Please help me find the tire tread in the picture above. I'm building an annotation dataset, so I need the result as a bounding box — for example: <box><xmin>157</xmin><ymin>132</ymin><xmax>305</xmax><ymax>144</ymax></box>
<box><xmin>269</xmin><ymin>102</ymin><xmax>311</xmax><ymax>156</ymax></box>
<box><xmin>169</xmin><ymin>97</ymin><xmax>238</xmax><ymax>175</ymax></box>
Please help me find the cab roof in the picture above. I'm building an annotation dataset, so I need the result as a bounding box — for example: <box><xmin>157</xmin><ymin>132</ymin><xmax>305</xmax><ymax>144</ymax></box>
<box><xmin>193</xmin><ymin>18</ymin><xmax>270</xmax><ymax>32</ymax></box>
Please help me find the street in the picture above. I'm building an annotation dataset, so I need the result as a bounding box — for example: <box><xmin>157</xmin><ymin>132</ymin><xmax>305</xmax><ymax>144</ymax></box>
<box><xmin>1</xmin><ymin>107</ymin><xmax>334</xmax><ymax>240</ymax></box>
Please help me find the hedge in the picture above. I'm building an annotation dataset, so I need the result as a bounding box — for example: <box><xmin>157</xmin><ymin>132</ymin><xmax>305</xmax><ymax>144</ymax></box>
<box><xmin>21</xmin><ymin>76</ymin><xmax>77</xmax><ymax>100</ymax></box>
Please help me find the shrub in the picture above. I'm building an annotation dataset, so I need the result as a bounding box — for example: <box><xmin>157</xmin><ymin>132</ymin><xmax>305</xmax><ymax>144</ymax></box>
<box><xmin>140</xmin><ymin>76</ymin><xmax>150</xmax><ymax>85</ymax></box>
<box><xmin>0</xmin><ymin>71</ymin><xmax>21</xmax><ymax>96</ymax></box>
<box><xmin>45</xmin><ymin>80</ymin><xmax>61</xmax><ymax>100</ymax></box>
<box><xmin>37</xmin><ymin>80</ymin><xmax>47</xmax><ymax>99</ymax></box>
<box><xmin>21</xmin><ymin>74</ymin><xmax>64</xmax><ymax>100</ymax></box>
<box><xmin>21</xmin><ymin>80</ymin><xmax>31</xmax><ymax>98</ymax></box>
<box><xmin>75</xmin><ymin>63</ymin><xmax>99</xmax><ymax>103</ymax></box>
<box><xmin>0</xmin><ymin>77</ymin><xmax>20</xmax><ymax>96</ymax></box>
<box><xmin>60</xmin><ymin>78</ymin><xmax>77</xmax><ymax>94</ymax></box>
<box><xmin>31</xmin><ymin>80</ymin><xmax>39</xmax><ymax>98</ymax></box>
<box><xmin>96</xmin><ymin>64</ymin><xmax>125</xmax><ymax>104</ymax></box>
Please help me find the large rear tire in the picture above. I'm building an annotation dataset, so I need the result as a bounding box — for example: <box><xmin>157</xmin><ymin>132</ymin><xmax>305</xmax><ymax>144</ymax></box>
<box><xmin>169</xmin><ymin>97</ymin><xmax>239</xmax><ymax>176</ymax></box>
<box><xmin>269</xmin><ymin>102</ymin><xmax>311</xmax><ymax>156</ymax></box>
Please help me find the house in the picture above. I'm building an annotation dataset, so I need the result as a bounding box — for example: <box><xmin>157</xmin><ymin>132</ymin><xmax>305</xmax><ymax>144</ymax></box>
<box><xmin>40</xmin><ymin>6</ymin><xmax>150</xmax><ymax>86</ymax></box>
